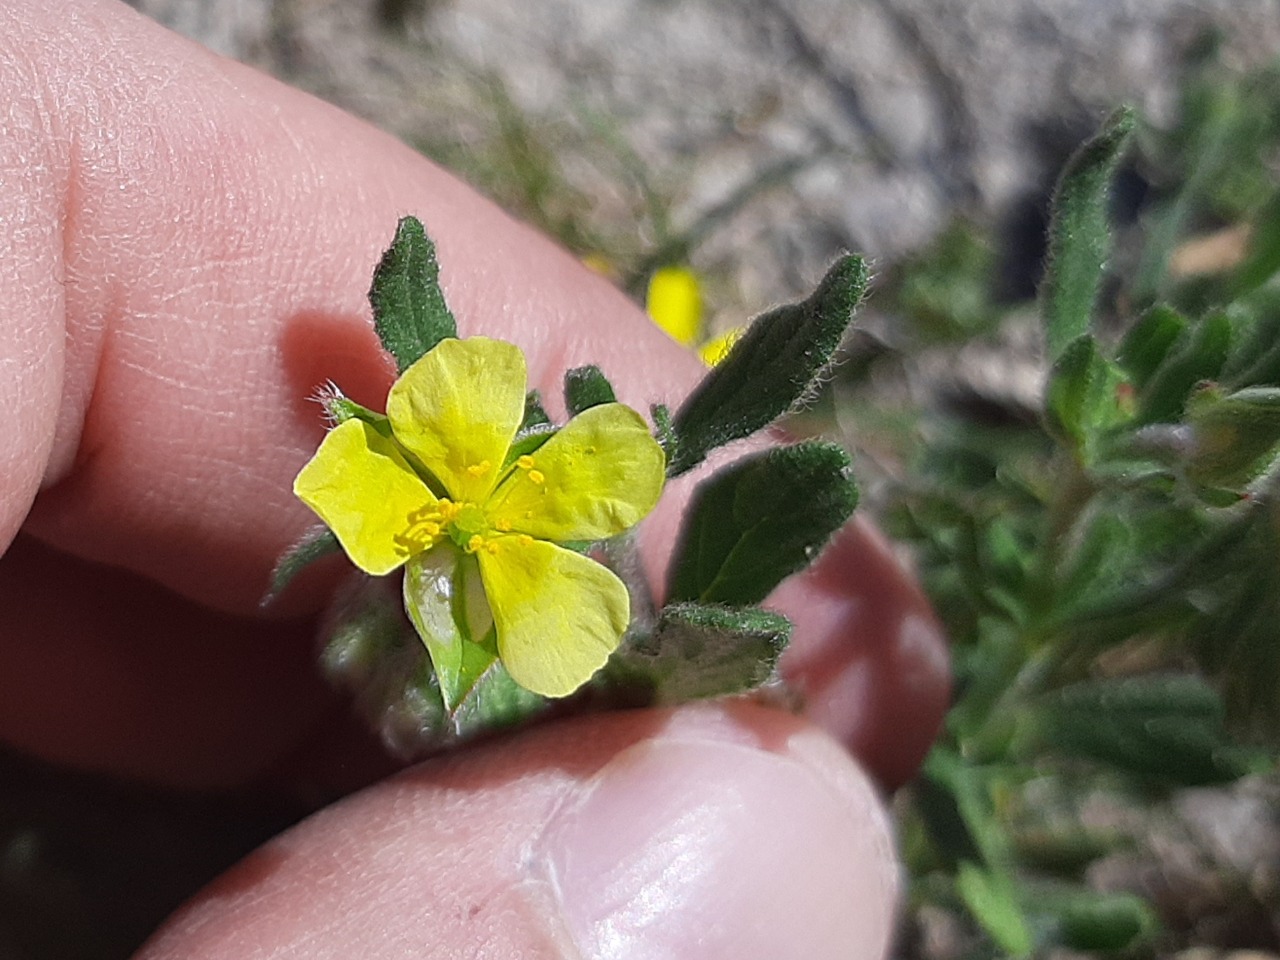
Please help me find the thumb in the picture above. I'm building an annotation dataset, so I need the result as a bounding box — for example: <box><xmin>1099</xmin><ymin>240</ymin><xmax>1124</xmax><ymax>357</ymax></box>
<box><xmin>135</xmin><ymin>704</ymin><xmax>899</xmax><ymax>960</ymax></box>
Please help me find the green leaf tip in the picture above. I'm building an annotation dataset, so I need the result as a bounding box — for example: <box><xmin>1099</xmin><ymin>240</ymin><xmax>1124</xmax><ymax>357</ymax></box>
<box><xmin>668</xmin><ymin>255</ymin><xmax>869</xmax><ymax>475</ymax></box>
<box><xmin>264</xmin><ymin>525</ymin><xmax>342</xmax><ymax>605</ymax></box>
<box><xmin>369</xmin><ymin>215</ymin><xmax>458</xmax><ymax>372</ymax></box>
<box><xmin>1041</xmin><ymin>105</ymin><xmax>1136</xmax><ymax>361</ymax></box>
<box><xmin>521</xmin><ymin>390</ymin><xmax>551</xmax><ymax>430</ymax></box>
<box><xmin>667</xmin><ymin>441</ymin><xmax>859</xmax><ymax>605</ymax></box>
<box><xmin>564</xmin><ymin>364</ymin><xmax>617</xmax><ymax>416</ymax></box>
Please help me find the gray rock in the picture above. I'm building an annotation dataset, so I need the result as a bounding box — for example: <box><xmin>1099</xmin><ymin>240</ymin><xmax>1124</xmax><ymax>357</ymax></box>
<box><xmin>129</xmin><ymin>0</ymin><xmax>1280</xmax><ymax>318</ymax></box>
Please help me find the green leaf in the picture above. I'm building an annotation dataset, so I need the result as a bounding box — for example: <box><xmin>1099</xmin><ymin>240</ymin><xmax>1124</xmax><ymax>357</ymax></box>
<box><xmin>564</xmin><ymin>364</ymin><xmax>617</xmax><ymax>415</ymax></box>
<box><xmin>650</xmin><ymin>402</ymin><xmax>677</xmax><ymax>462</ymax></box>
<box><xmin>604</xmin><ymin>603</ymin><xmax>790</xmax><ymax>705</ymax></box>
<box><xmin>669</xmin><ymin>255</ymin><xmax>869</xmax><ymax>475</ymax></box>
<box><xmin>1040</xmin><ymin>106</ymin><xmax>1136</xmax><ymax>360</ymax></box>
<box><xmin>1028</xmin><ymin>674</ymin><xmax>1253</xmax><ymax>785</ymax></box>
<box><xmin>667</xmin><ymin>442</ymin><xmax>858</xmax><ymax>605</ymax></box>
<box><xmin>1136</xmin><ymin>310</ymin><xmax>1232</xmax><ymax>424</ymax></box>
<box><xmin>319</xmin><ymin>575</ymin><xmax>447</xmax><ymax>757</ymax></box>
<box><xmin>1188</xmin><ymin>384</ymin><xmax>1280</xmax><ymax>486</ymax></box>
<box><xmin>502</xmin><ymin>392</ymin><xmax>558</xmax><ymax>468</ymax></box>
<box><xmin>402</xmin><ymin>546</ymin><xmax>498</xmax><ymax>713</ymax></box>
<box><xmin>263</xmin><ymin>525</ymin><xmax>342</xmax><ymax>604</ymax></box>
<box><xmin>1054</xmin><ymin>508</ymin><xmax>1141</xmax><ymax>622</ymax></box>
<box><xmin>1117</xmin><ymin>304</ymin><xmax>1188</xmax><ymax>391</ymax></box>
<box><xmin>1044</xmin><ymin>334</ymin><xmax>1127</xmax><ymax>458</ymax></box>
<box><xmin>920</xmin><ymin>747</ymin><xmax>1016</xmax><ymax>870</ymax></box>
<box><xmin>521</xmin><ymin>390</ymin><xmax>551</xmax><ymax>429</ymax></box>
<box><xmin>1233</xmin><ymin>189</ymin><xmax>1280</xmax><ymax>295</ymax></box>
<box><xmin>448</xmin><ymin>660</ymin><xmax>549</xmax><ymax>737</ymax></box>
<box><xmin>1057</xmin><ymin>893</ymin><xmax>1159</xmax><ymax>952</ymax></box>
<box><xmin>503</xmin><ymin>423</ymin><xmax>557</xmax><ymax>468</ymax></box>
<box><xmin>321</xmin><ymin>573</ymin><xmax>548</xmax><ymax>757</ymax></box>
<box><xmin>955</xmin><ymin>862</ymin><xmax>1034</xmax><ymax>957</ymax></box>
<box><xmin>1223</xmin><ymin>290</ymin><xmax>1280</xmax><ymax>387</ymax></box>
<box><xmin>369</xmin><ymin>215</ymin><xmax>457</xmax><ymax>372</ymax></box>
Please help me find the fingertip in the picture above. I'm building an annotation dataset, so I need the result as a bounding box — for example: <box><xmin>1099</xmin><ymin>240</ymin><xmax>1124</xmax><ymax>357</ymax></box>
<box><xmin>775</xmin><ymin>518</ymin><xmax>951</xmax><ymax>789</ymax></box>
<box><xmin>136</xmin><ymin>704</ymin><xmax>900</xmax><ymax>960</ymax></box>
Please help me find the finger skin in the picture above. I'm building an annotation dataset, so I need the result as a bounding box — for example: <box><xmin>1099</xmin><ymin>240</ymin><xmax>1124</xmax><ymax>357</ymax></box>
<box><xmin>135</xmin><ymin>704</ymin><xmax>901</xmax><ymax>960</ymax></box>
<box><xmin>3</xmin><ymin>0</ymin><xmax>704</xmax><ymax>612</ymax></box>
<box><xmin>0</xmin><ymin>0</ymin><xmax>947</xmax><ymax>790</ymax></box>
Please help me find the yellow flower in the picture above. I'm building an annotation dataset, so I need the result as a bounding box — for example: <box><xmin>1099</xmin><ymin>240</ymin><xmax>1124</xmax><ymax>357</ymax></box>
<box><xmin>293</xmin><ymin>337</ymin><xmax>666</xmax><ymax>697</ymax></box>
<box><xmin>647</xmin><ymin>265</ymin><xmax>742</xmax><ymax>367</ymax></box>
<box><xmin>647</xmin><ymin>265</ymin><xmax>703</xmax><ymax>347</ymax></box>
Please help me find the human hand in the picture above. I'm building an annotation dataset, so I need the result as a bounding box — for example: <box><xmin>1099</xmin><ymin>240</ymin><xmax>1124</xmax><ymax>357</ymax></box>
<box><xmin>0</xmin><ymin>2</ymin><xmax>949</xmax><ymax>956</ymax></box>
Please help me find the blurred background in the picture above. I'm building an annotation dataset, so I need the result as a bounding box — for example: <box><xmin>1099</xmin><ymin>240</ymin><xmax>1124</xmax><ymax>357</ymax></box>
<box><xmin>4</xmin><ymin>1</ymin><xmax>1280</xmax><ymax>957</ymax></box>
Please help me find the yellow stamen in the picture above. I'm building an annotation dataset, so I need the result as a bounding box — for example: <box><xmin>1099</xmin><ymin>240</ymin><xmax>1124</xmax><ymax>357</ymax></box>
<box><xmin>518</xmin><ymin>534</ymin><xmax>533</xmax><ymax>547</ymax></box>
<box><xmin>495</xmin><ymin>517</ymin><xmax>513</xmax><ymax>532</ymax></box>
<box><xmin>466</xmin><ymin>460</ymin><xmax>491</xmax><ymax>477</ymax></box>
<box><xmin>528</xmin><ymin>469</ymin><xmax>546</xmax><ymax>485</ymax></box>
<box><xmin>516</xmin><ymin>455</ymin><xmax>535</xmax><ymax>470</ymax></box>
<box><xmin>466</xmin><ymin>534</ymin><xmax>484</xmax><ymax>553</ymax></box>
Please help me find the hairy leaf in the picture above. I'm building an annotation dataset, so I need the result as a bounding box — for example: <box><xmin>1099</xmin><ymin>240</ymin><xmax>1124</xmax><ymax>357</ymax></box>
<box><xmin>563</xmin><ymin>364</ymin><xmax>617</xmax><ymax>415</ymax></box>
<box><xmin>667</xmin><ymin>442</ymin><xmax>858</xmax><ymax>605</ymax></box>
<box><xmin>1040</xmin><ymin>107</ymin><xmax>1136</xmax><ymax>360</ymax></box>
<box><xmin>264</xmin><ymin>525</ymin><xmax>342</xmax><ymax>604</ymax></box>
<box><xmin>369</xmin><ymin>215</ymin><xmax>457</xmax><ymax>371</ymax></box>
<box><xmin>669</xmin><ymin>255</ymin><xmax>868</xmax><ymax>475</ymax></box>
<box><xmin>605</xmin><ymin>603</ymin><xmax>790</xmax><ymax>705</ymax></box>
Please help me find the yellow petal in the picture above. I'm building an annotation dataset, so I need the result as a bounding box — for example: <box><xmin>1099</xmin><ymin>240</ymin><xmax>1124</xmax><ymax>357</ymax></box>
<box><xmin>478</xmin><ymin>536</ymin><xmax>629</xmax><ymax>697</ymax></box>
<box><xmin>293</xmin><ymin>419</ymin><xmax>438</xmax><ymax>575</ymax></box>
<box><xmin>647</xmin><ymin>266</ymin><xmax>703</xmax><ymax>346</ymax></box>
<box><xmin>386</xmin><ymin>337</ymin><xmax>527</xmax><ymax>503</ymax></box>
<box><xmin>486</xmin><ymin>403</ymin><xmax>666</xmax><ymax>542</ymax></box>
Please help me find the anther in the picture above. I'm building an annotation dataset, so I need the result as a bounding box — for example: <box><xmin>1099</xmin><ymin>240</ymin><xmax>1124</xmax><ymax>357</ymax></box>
<box><xmin>466</xmin><ymin>460</ymin><xmax>491</xmax><ymax>477</ymax></box>
<box><xmin>528</xmin><ymin>469</ymin><xmax>546</xmax><ymax>485</ymax></box>
<box><xmin>516</xmin><ymin>455</ymin><xmax>535</xmax><ymax>470</ymax></box>
<box><xmin>495</xmin><ymin>517</ymin><xmax>513</xmax><ymax>532</ymax></box>
<box><xmin>466</xmin><ymin>534</ymin><xmax>484</xmax><ymax>553</ymax></box>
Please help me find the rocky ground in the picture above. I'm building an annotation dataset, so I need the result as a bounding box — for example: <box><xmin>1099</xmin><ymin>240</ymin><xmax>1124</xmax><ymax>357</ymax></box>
<box><xmin>133</xmin><ymin>0</ymin><xmax>1280</xmax><ymax>316</ymax></box>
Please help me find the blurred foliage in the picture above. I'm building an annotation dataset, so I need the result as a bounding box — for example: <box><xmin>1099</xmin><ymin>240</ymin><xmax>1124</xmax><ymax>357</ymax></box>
<box><xmin>833</xmin><ymin>46</ymin><xmax>1280</xmax><ymax>959</ymax></box>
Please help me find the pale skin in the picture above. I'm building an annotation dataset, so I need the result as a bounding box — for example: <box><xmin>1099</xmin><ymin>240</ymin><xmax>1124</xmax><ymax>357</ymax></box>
<box><xmin>0</xmin><ymin>2</ymin><xmax>950</xmax><ymax>957</ymax></box>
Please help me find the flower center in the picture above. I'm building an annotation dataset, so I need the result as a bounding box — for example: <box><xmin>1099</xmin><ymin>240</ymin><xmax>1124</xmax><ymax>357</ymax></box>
<box><xmin>398</xmin><ymin>498</ymin><xmax>504</xmax><ymax>558</ymax></box>
<box><xmin>449</xmin><ymin>502</ymin><xmax>488</xmax><ymax>545</ymax></box>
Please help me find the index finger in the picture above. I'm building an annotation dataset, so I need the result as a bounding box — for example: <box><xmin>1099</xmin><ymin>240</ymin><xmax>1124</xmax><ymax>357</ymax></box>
<box><xmin>2</xmin><ymin>0</ymin><xmax>706</xmax><ymax>613</ymax></box>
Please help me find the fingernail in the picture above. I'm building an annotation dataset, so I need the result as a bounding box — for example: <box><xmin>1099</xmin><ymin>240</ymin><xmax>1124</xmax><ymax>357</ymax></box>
<box><xmin>539</xmin><ymin>732</ymin><xmax>898</xmax><ymax>960</ymax></box>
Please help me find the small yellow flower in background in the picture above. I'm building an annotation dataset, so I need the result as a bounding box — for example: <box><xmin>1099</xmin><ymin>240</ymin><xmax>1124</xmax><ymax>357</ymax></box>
<box><xmin>647</xmin><ymin>265</ymin><xmax>744</xmax><ymax>367</ymax></box>
<box><xmin>294</xmin><ymin>337</ymin><xmax>666</xmax><ymax>698</ymax></box>
<box><xmin>647</xmin><ymin>265</ymin><xmax>703</xmax><ymax>347</ymax></box>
